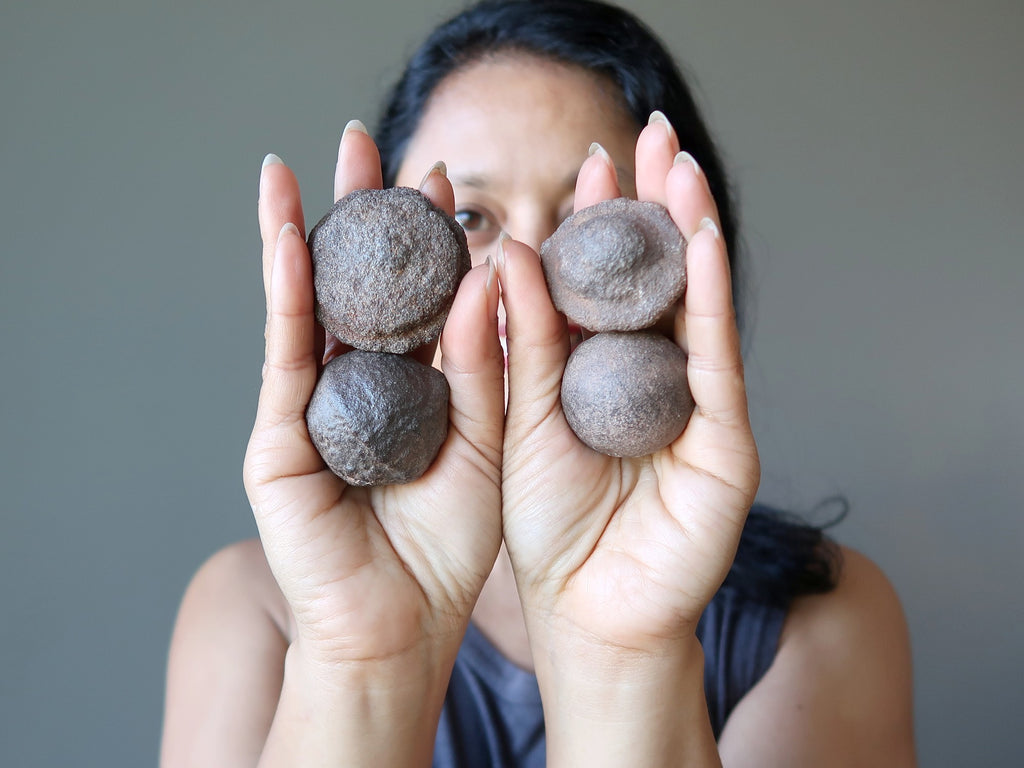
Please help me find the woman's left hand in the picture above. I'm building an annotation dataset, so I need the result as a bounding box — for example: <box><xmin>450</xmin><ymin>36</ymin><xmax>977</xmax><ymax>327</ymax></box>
<box><xmin>496</xmin><ymin>114</ymin><xmax>757</xmax><ymax>766</ymax></box>
<box><xmin>498</xmin><ymin>113</ymin><xmax>759</xmax><ymax>671</ymax></box>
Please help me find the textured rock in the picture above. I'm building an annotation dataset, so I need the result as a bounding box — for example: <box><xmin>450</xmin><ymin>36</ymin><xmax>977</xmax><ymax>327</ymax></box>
<box><xmin>309</xmin><ymin>187</ymin><xmax>471</xmax><ymax>354</ymax></box>
<box><xmin>306</xmin><ymin>351</ymin><xmax>450</xmax><ymax>486</ymax></box>
<box><xmin>561</xmin><ymin>331</ymin><xmax>693</xmax><ymax>457</ymax></box>
<box><xmin>540</xmin><ymin>197</ymin><xmax>686</xmax><ymax>332</ymax></box>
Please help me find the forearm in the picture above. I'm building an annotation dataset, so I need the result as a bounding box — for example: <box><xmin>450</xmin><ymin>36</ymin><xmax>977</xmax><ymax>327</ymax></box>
<box><xmin>258</xmin><ymin>639</ymin><xmax>452</xmax><ymax>768</ymax></box>
<box><xmin>532</xmin><ymin>632</ymin><xmax>721</xmax><ymax>768</ymax></box>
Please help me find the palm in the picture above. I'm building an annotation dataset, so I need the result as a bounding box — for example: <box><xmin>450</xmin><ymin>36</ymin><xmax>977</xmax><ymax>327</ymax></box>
<box><xmin>500</xmin><ymin>120</ymin><xmax>759</xmax><ymax>650</ymax></box>
<box><xmin>503</xmin><ymin>412</ymin><xmax>753</xmax><ymax>646</ymax></box>
<box><xmin>245</xmin><ymin>132</ymin><xmax>504</xmax><ymax>664</ymax></box>
<box><xmin>249</xmin><ymin>458</ymin><xmax>501</xmax><ymax>660</ymax></box>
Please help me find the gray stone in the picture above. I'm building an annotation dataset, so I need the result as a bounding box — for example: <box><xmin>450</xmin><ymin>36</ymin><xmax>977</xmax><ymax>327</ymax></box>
<box><xmin>561</xmin><ymin>331</ymin><xmax>693</xmax><ymax>457</ymax></box>
<box><xmin>306</xmin><ymin>350</ymin><xmax>450</xmax><ymax>486</ymax></box>
<box><xmin>540</xmin><ymin>197</ymin><xmax>686</xmax><ymax>332</ymax></box>
<box><xmin>309</xmin><ymin>187</ymin><xmax>471</xmax><ymax>354</ymax></box>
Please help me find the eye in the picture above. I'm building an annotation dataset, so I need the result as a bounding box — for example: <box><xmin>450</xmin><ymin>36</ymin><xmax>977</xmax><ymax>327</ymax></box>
<box><xmin>454</xmin><ymin>208</ymin><xmax>491</xmax><ymax>233</ymax></box>
<box><xmin>453</xmin><ymin>206</ymin><xmax>501</xmax><ymax>248</ymax></box>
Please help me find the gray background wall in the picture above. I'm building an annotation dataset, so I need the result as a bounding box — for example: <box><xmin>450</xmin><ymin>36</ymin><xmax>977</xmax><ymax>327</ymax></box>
<box><xmin>1</xmin><ymin>1</ymin><xmax>1020</xmax><ymax>765</ymax></box>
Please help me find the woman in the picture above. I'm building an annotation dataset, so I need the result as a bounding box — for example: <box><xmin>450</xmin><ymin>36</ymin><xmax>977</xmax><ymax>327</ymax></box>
<box><xmin>161</xmin><ymin>1</ymin><xmax>916</xmax><ymax>765</ymax></box>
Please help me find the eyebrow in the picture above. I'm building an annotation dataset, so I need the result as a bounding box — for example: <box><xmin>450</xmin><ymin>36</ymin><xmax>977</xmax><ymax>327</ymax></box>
<box><xmin>447</xmin><ymin>172</ymin><xmax>492</xmax><ymax>190</ymax></box>
<box><xmin>450</xmin><ymin>165</ymin><xmax>637</xmax><ymax>194</ymax></box>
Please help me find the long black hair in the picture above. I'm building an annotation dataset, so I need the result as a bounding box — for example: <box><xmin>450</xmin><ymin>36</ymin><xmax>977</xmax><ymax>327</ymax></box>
<box><xmin>375</xmin><ymin>0</ymin><xmax>841</xmax><ymax>606</ymax></box>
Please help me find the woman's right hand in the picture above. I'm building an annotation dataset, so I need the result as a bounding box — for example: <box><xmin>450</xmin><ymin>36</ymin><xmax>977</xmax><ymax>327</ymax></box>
<box><xmin>245</xmin><ymin>122</ymin><xmax>505</xmax><ymax>684</ymax></box>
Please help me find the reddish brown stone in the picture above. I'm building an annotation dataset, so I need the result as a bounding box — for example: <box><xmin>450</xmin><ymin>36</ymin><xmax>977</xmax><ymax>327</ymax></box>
<box><xmin>540</xmin><ymin>197</ymin><xmax>686</xmax><ymax>332</ymax></box>
<box><xmin>309</xmin><ymin>187</ymin><xmax>471</xmax><ymax>354</ymax></box>
<box><xmin>306</xmin><ymin>351</ymin><xmax>449</xmax><ymax>486</ymax></box>
<box><xmin>561</xmin><ymin>331</ymin><xmax>693</xmax><ymax>457</ymax></box>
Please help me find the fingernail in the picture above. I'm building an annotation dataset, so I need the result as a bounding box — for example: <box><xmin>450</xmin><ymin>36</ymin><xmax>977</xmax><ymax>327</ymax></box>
<box><xmin>342</xmin><ymin>119</ymin><xmax>368</xmax><ymax>139</ymax></box>
<box><xmin>673</xmin><ymin>151</ymin><xmax>701</xmax><ymax>175</ymax></box>
<box><xmin>278</xmin><ymin>221</ymin><xmax>301</xmax><ymax>243</ymax></box>
<box><xmin>496</xmin><ymin>231</ymin><xmax>510</xmax><ymax>272</ymax></box>
<box><xmin>419</xmin><ymin>160</ymin><xmax>447</xmax><ymax>189</ymax></box>
<box><xmin>699</xmin><ymin>217</ymin><xmax>720</xmax><ymax>239</ymax></box>
<box><xmin>485</xmin><ymin>255</ymin><xmax>496</xmax><ymax>293</ymax></box>
<box><xmin>588</xmin><ymin>142</ymin><xmax>612</xmax><ymax>164</ymax></box>
<box><xmin>648</xmin><ymin>110</ymin><xmax>677</xmax><ymax>141</ymax></box>
<box><xmin>260</xmin><ymin>153</ymin><xmax>283</xmax><ymax>195</ymax></box>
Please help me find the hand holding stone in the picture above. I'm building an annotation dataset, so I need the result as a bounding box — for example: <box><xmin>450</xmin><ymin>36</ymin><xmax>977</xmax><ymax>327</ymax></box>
<box><xmin>305</xmin><ymin>186</ymin><xmax>471</xmax><ymax>485</ymax></box>
<box><xmin>540</xmin><ymin>197</ymin><xmax>693</xmax><ymax>457</ymax></box>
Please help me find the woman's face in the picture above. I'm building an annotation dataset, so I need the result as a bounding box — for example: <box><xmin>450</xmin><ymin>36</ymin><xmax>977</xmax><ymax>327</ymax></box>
<box><xmin>395</xmin><ymin>53</ymin><xmax>640</xmax><ymax>346</ymax></box>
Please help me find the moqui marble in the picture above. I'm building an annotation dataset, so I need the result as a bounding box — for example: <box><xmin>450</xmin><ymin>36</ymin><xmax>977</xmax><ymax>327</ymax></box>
<box><xmin>540</xmin><ymin>197</ymin><xmax>686</xmax><ymax>332</ymax></box>
<box><xmin>306</xmin><ymin>350</ymin><xmax>450</xmax><ymax>486</ymax></box>
<box><xmin>561</xmin><ymin>331</ymin><xmax>693</xmax><ymax>458</ymax></box>
<box><xmin>308</xmin><ymin>186</ymin><xmax>471</xmax><ymax>354</ymax></box>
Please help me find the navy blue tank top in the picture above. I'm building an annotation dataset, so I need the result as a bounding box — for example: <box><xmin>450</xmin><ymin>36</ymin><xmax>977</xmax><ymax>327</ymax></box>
<box><xmin>433</xmin><ymin>588</ymin><xmax>785</xmax><ymax>767</ymax></box>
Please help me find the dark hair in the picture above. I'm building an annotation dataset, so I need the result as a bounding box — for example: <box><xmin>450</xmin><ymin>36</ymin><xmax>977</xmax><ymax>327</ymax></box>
<box><xmin>375</xmin><ymin>0</ymin><xmax>840</xmax><ymax>605</ymax></box>
<box><xmin>376</xmin><ymin>0</ymin><xmax>736</xmax><ymax>259</ymax></box>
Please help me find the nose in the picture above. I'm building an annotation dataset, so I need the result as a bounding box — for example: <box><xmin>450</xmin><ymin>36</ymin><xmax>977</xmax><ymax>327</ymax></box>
<box><xmin>509</xmin><ymin>215</ymin><xmax>560</xmax><ymax>257</ymax></box>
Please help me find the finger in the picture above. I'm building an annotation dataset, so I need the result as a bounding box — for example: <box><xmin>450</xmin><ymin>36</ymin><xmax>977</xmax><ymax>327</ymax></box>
<box><xmin>664</xmin><ymin>150</ymin><xmax>721</xmax><ymax>240</ymax></box>
<box><xmin>496</xmin><ymin>235</ymin><xmax>569</xmax><ymax>423</ymax></box>
<box><xmin>418</xmin><ymin>161</ymin><xmax>456</xmax><ymax>216</ymax></box>
<box><xmin>251</xmin><ymin>223</ymin><xmax>323</xmax><ymax>472</ymax></box>
<box><xmin>333</xmin><ymin>119</ymin><xmax>384</xmax><ymax>201</ymax></box>
<box><xmin>668</xmin><ymin>217</ymin><xmax>758</xmax><ymax>506</ymax></box>
<box><xmin>573</xmin><ymin>143</ymin><xmax>621</xmax><ymax>212</ymax></box>
<box><xmin>258</xmin><ymin>154</ymin><xmax>305</xmax><ymax>308</ymax></box>
<box><xmin>635</xmin><ymin>110</ymin><xmax>680</xmax><ymax>205</ymax></box>
<box><xmin>661</xmin><ymin>145</ymin><xmax>723</xmax><ymax>355</ymax></box>
<box><xmin>438</xmin><ymin>260</ymin><xmax>505</xmax><ymax>468</ymax></box>
<box><xmin>677</xmin><ymin>219</ymin><xmax>751</xmax><ymax>433</ymax></box>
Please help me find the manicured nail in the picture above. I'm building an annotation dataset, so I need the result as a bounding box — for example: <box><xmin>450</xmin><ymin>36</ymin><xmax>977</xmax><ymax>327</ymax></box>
<box><xmin>588</xmin><ymin>142</ymin><xmax>612</xmax><ymax>164</ymax></box>
<box><xmin>342</xmin><ymin>119</ymin><xmax>368</xmax><ymax>139</ymax></box>
<box><xmin>496</xmin><ymin>231</ymin><xmax>510</xmax><ymax>272</ymax></box>
<box><xmin>699</xmin><ymin>217</ymin><xmax>720</xmax><ymax>239</ymax></box>
<box><xmin>278</xmin><ymin>221</ymin><xmax>301</xmax><ymax>243</ymax></box>
<box><xmin>485</xmin><ymin>255</ymin><xmax>496</xmax><ymax>293</ymax></box>
<box><xmin>260</xmin><ymin>154</ymin><xmax>283</xmax><ymax>195</ymax></box>
<box><xmin>419</xmin><ymin>160</ymin><xmax>447</xmax><ymax>189</ymax></box>
<box><xmin>673</xmin><ymin>151</ymin><xmax>701</xmax><ymax>175</ymax></box>
<box><xmin>648</xmin><ymin>110</ymin><xmax>677</xmax><ymax>141</ymax></box>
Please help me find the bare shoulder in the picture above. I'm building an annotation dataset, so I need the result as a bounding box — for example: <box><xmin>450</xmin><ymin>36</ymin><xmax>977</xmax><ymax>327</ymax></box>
<box><xmin>782</xmin><ymin>546</ymin><xmax>911</xmax><ymax>662</ymax></box>
<box><xmin>718</xmin><ymin>546</ymin><xmax>917</xmax><ymax>767</ymax></box>
<box><xmin>161</xmin><ymin>539</ymin><xmax>292</xmax><ymax>766</ymax></box>
<box><xmin>179</xmin><ymin>537</ymin><xmax>292</xmax><ymax>637</ymax></box>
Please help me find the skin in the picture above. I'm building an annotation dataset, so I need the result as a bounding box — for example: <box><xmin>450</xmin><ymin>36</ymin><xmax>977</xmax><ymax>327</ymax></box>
<box><xmin>161</xmin><ymin>54</ymin><xmax>917</xmax><ymax>767</ymax></box>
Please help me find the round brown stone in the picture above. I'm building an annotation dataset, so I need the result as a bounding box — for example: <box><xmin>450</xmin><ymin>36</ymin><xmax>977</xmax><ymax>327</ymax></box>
<box><xmin>540</xmin><ymin>197</ymin><xmax>686</xmax><ymax>332</ymax></box>
<box><xmin>561</xmin><ymin>331</ymin><xmax>693</xmax><ymax>457</ymax></box>
<box><xmin>306</xmin><ymin>350</ymin><xmax>450</xmax><ymax>486</ymax></box>
<box><xmin>308</xmin><ymin>187</ymin><xmax>471</xmax><ymax>354</ymax></box>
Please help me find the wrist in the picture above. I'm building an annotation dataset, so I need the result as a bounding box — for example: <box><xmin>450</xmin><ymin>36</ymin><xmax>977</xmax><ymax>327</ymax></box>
<box><xmin>259</xmin><ymin>636</ymin><xmax>457</xmax><ymax>768</ymax></box>
<box><xmin>531</xmin><ymin>632</ymin><xmax>721</xmax><ymax>768</ymax></box>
